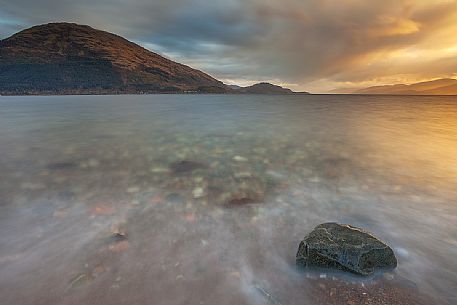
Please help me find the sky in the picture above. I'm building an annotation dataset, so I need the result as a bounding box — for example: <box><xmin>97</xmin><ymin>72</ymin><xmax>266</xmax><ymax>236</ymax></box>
<box><xmin>1</xmin><ymin>0</ymin><xmax>457</xmax><ymax>93</ymax></box>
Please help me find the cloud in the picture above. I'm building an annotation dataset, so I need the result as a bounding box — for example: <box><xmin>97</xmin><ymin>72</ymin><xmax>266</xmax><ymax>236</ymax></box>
<box><xmin>1</xmin><ymin>0</ymin><xmax>457</xmax><ymax>92</ymax></box>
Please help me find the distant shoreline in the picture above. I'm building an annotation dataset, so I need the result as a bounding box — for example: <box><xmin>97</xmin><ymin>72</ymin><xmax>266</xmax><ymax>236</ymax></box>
<box><xmin>3</xmin><ymin>92</ymin><xmax>457</xmax><ymax>97</ymax></box>
<box><xmin>0</xmin><ymin>92</ymin><xmax>311</xmax><ymax>97</ymax></box>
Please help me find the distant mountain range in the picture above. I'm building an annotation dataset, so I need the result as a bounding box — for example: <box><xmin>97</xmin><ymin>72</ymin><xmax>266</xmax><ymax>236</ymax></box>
<box><xmin>331</xmin><ymin>79</ymin><xmax>457</xmax><ymax>95</ymax></box>
<box><xmin>0</xmin><ymin>23</ymin><xmax>306</xmax><ymax>95</ymax></box>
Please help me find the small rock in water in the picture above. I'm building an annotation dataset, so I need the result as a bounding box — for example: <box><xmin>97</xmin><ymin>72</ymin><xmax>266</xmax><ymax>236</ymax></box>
<box><xmin>165</xmin><ymin>193</ymin><xmax>185</xmax><ymax>204</ymax></box>
<box><xmin>90</xmin><ymin>203</ymin><xmax>117</xmax><ymax>215</ymax></box>
<box><xmin>87</xmin><ymin>159</ymin><xmax>99</xmax><ymax>167</ymax></box>
<box><xmin>234</xmin><ymin>172</ymin><xmax>253</xmax><ymax>178</ymax></box>
<box><xmin>110</xmin><ymin>233</ymin><xmax>127</xmax><ymax>243</ymax></box>
<box><xmin>296</xmin><ymin>223</ymin><xmax>397</xmax><ymax>276</ymax></box>
<box><xmin>150</xmin><ymin>167</ymin><xmax>169</xmax><ymax>173</ymax></box>
<box><xmin>127</xmin><ymin>187</ymin><xmax>140</xmax><ymax>193</ymax></box>
<box><xmin>91</xmin><ymin>264</ymin><xmax>106</xmax><ymax>277</ymax></box>
<box><xmin>110</xmin><ymin>223</ymin><xmax>127</xmax><ymax>241</ymax></box>
<box><xmin>169</xmin><ymin>160</ymin><xmax>206</xmax><ymax>174</ymax></box>
<box><xmin>233</xmin><ymin>155</ymin><xmax>248</xmax><ymax>162</ymax></box>
<box><xmin>47</xmin><ymin>162</ymin><xmax>79</xmax><ymax>171</ymax></box>
<box><xmin>226</xmin><ymin>197</ymin><xmax>257</xmax><ymax>206</ymax></box>
<box><xmin>192</xmin><ymin>187</ymin><xmax>205</xmax><ymax>198</ymax></box>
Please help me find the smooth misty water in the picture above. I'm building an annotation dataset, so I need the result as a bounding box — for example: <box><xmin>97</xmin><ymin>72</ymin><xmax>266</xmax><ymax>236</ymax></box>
<box><xmin>0</xmin><ymin>94</ymin><xmax>456</xmax><ymax>305</ymax></box>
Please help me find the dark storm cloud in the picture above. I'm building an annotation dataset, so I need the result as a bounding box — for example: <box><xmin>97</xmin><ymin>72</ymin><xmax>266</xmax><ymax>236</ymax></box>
<box><xmin>1</xmin><ymin>0</ymin><xmax>457</xmax><ymax>92</ymax></box>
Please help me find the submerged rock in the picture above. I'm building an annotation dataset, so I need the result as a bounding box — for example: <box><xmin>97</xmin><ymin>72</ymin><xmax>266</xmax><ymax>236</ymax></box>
<box><xmin>169</xmin><ymin>160</ymin><xmax>206</xmax><ymax>174</ymax></box>
<box><xmin>223</xmin><ymin>185</ymin><xmax>265</xmax><ymax>207</ymax></box>
<box><xmin>165</xmin><ymin>193</ymin><xmax>185</xmax><ymax>204</ymax></box>
<box><xmin>46</xmin><ymin>162</ymin><xmax>79</xmax><ymax>170</ymax></box>
<box><xmin>296</xmin><ymin>223</ymin><xmax>397</xmax><ymax>276</ymax></box>
<box><xmin>110</xmin><ymin>233</ymin><xmax>127</xmax><ymax>243</ymax></box>
<box><xmin>233</xmin><ymin>155</ymin><xmax>248</xmax><ymax>162</ymax></box>
<box><xmin>226</xmin><ymin>195</ymin><xmax>260</xmax><ymax>207</ymax></box>
<box><xmin>192</xmin><ymin>187</ymin><xmax>205</xmax><ymax>198</ymax></box>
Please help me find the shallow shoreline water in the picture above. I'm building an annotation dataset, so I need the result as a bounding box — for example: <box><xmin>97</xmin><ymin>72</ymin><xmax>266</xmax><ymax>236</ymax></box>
<box><xmin>0</xmin><ymin>94</ymin><xmax>456</xmax><ymax>305</ymax></box>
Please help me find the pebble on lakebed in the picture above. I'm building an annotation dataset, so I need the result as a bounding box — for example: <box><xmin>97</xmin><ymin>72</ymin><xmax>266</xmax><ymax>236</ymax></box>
<box><xmin>296</xmin><ymin>223</ymin><xmax>397</xmax><ymax>276</ymax></box>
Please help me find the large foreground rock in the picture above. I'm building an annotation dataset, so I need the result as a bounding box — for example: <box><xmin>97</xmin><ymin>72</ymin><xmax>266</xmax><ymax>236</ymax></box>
<box><xmin>296</xmin><ymin>223</ymin><xmax>397</xmax><ymax>275</ymax></box>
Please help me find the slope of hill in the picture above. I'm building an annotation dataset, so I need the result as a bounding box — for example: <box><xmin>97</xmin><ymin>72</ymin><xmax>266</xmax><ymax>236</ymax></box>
<box><xmin>0</xmin><ymin>23</ymin><xmax>228</xmax><ymax>94</ymax></box>
<box><xmin>353</xmin><ymin>79</ymin><xmax>457</xmax><ymax>95</ymax></box>
<box><xmin>421</xmin><ymin>83</ymin><xmax>457</xmax><ymax>95</ymax></box>
<box><xmin>328</xmin><ymin>88</ymin><xmax>359</xmax><ymax>94</ymax></box>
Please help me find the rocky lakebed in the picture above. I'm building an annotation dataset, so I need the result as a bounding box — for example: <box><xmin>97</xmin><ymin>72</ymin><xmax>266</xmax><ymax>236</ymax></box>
<box><xmin>0</xmin><ymin>95</ymin><xmax>456</xmax><ymax>305</ymax></box>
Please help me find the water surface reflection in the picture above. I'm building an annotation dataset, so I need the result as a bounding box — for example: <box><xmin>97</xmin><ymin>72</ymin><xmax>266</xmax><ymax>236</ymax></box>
<box><xmin>0</xmin><ymin>95</ymin><xmax>456</xmax><ymax>305</ymax></box>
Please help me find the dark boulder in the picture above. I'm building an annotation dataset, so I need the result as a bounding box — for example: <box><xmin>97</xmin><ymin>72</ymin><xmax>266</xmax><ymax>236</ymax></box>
<box><xmin>296</xmin><ymin>223</ymin><xmax>397</xmax><ymax>276</ymax></box>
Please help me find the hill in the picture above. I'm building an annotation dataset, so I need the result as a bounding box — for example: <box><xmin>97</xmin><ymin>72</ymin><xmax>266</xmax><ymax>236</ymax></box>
<box><xmin>0</xmin><ymin>23</ymin><xmax>228</xmax><ymax>95</ymax></box>
<box><xmin>335</xmin><ymin>79</ymin><xmax>457</xmax><ymax>95</ymax></box>
<box><xmin>234</xmin><ymin>82</ymin><xmax>308</xmax><ymax>94</ymax></box>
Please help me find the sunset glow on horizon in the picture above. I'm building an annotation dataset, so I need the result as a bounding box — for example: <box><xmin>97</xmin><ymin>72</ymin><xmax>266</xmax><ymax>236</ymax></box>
<box><xmin>1</xmin><ymin>0</ymin><xmax>457</xmax><ymax>92</ymax></box>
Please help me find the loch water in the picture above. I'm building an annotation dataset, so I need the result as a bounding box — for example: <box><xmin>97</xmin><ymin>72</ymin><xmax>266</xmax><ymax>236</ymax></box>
<box><xmin>0</xmin><ymin>94</ymin><xmax>456</xmax><ymax>305</ymax></box>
